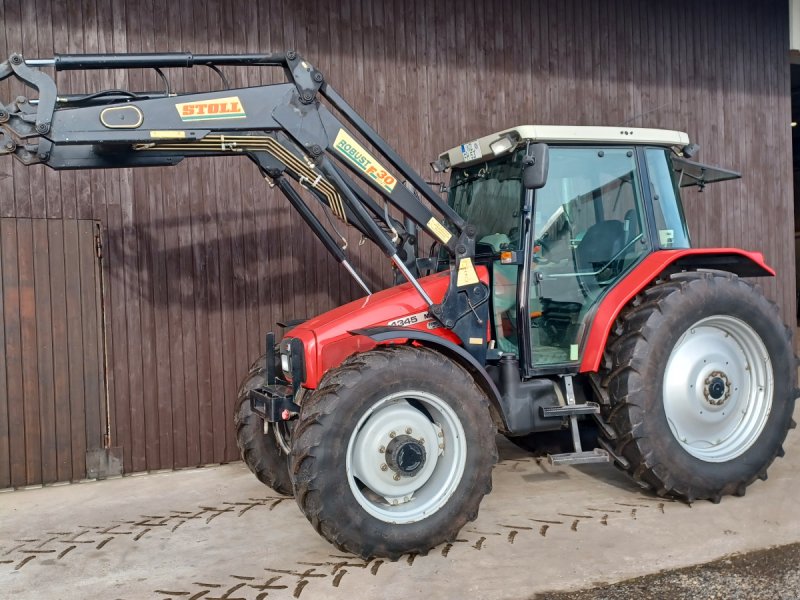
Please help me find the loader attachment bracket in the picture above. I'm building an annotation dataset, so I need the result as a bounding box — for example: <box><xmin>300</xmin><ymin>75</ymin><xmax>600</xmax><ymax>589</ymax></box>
<box><xmin>0</xmin><ymin>53</ymin><xmax>57</xmax><ymax>136</ymax></box>
<box><xmin>249</xmin><ymin>386</ymin><xmax>301</xmax><ymax>423</ymax></box>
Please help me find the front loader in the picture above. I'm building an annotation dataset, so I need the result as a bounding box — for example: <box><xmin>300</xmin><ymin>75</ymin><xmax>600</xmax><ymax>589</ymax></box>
<box><xmin>1</xmin><ymin>50</ymin><xmax>796</xmax><ymax>560</ymax></box>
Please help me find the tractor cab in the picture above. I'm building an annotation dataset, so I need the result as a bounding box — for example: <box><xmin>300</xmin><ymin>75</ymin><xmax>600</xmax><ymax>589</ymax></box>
<box><xmin>439</xmin><ymin>126</ymin><xmax>733</xmax><ymax>372</ymax></box>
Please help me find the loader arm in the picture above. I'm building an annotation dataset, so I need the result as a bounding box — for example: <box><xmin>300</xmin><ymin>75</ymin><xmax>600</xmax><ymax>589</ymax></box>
<box><xmin>0</xmin><ymin>50</ymin><xmax>489</xmax><ymax>361</ymax></box>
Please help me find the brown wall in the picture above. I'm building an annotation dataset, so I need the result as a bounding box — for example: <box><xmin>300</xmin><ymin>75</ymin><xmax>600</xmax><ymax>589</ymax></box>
<box><xmin>0</xmin><ymin>0</ymin><xmax>793</xmax><ymax>486</ymax></box>
<box><xmin>0</xmin><ymin>218</ymin><xmax>106</xmax><ymax>487</ymax></box>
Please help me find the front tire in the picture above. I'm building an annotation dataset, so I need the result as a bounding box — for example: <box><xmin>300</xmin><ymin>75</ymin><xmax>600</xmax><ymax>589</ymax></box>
<box><xmin>290</xmin><ymin>345</ymin><xmax>497</xmax><ymax>559</ymax></box>
<box><xmin>235</xmin><ymin>354</ymin><xmax>294</xmax><ymax>496</ymax></box>
<box><xmin>601</xmin><ymin>271</ymin><xmax>797</xmax><ymax>502</ymax></box>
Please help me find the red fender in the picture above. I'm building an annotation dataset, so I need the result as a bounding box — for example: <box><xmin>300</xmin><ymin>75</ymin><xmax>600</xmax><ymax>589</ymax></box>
<box><xmin>578</xmin><ymin>248</ymin><xmax>774</xmax><ymax>373</ymax></box>
<box><xmin>288</xmin><ymin>267</ymin><xmax>490</xmax><ymax>389</ymax></box>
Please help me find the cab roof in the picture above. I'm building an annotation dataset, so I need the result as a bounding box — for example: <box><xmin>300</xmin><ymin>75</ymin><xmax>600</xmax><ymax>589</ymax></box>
<box><xmin>440</xmin><ymin>125</ymin><xmax>691</xmax><ymax>169</ymax></box>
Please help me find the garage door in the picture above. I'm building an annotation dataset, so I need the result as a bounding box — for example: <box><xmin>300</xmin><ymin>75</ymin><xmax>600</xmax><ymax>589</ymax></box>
<box><xmin>0</xmin><ymin>218</ymin><xmax>108</xmax><ymax>488</ymax></box>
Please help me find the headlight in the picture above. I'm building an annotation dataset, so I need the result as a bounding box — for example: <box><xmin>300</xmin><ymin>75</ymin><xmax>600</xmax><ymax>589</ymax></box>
<box><xmin>280</xmin><ymin>352</ymin><xmax>291</xmax><ymax>377</ymax></box>
<box><xmin>279</xmin><ymin>337</ymin><xmax>292</xmax><ymax>379</ymax></box>
<box><xmin>489</xmin><ymin>132</ymin><xmax>520</xmax><ymax>156</ymax></box>
<box><xmin>279</xmin><ymin>336</ymin><xmax>305</xmax><ymax>384</ymax></box>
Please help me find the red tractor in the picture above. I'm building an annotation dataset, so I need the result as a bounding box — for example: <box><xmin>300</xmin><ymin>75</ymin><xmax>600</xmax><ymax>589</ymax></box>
<box><xmin>1</xmin><ymin>51</ymin><xmax>795</xmax><ymax>560</ymax></box>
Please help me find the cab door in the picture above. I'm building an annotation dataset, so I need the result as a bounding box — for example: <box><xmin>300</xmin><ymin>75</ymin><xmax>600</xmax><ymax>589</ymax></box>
<box><xmin>528</xmin><ymin>147</ymin><xmax>650</xmax><ymax>367</ymax></box>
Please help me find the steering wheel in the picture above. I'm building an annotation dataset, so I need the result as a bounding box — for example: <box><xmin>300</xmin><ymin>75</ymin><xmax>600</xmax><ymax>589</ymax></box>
<box><xmin>589</xmin><ymin>232</ymin><xmax>645</xmax><ymax>283</ymax></box>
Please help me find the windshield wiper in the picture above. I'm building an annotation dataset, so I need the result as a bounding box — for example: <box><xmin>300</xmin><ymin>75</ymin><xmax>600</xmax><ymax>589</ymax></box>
<box><xmin>449</xmin><ymin>169</ymin><xmax>488</xmax><ymax>189</ymax></box>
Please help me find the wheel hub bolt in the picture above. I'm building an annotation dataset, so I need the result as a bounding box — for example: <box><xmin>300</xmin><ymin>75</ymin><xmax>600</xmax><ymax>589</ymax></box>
<box><xmin>704</xmin><ymin>370</ymin><xmax>732</xmax><ymax>406</ymax></box>
<box><xmin>405</xmin><ymin>427</ymin><xmax>412</xmax><ymax>434</ymax></box>
<box><xmin>380</xmin><ymin>463</ymin><xmax>388</xmax><ymax>471</ymax></box>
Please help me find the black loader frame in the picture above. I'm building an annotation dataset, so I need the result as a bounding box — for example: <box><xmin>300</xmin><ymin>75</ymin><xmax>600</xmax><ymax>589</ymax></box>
<box><xmin>0</xmin><ymin>50</ymin><xmax>493</xmax><ymax>363</ymax></box>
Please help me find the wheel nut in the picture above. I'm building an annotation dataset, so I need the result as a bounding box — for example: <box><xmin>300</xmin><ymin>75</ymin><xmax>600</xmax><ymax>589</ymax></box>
<box><xmin>405</xmin><ymin>427</ymin><xmax>412</xmax><ymax>434</ymax></box>
<box><xmin>438</xmin><ymin>431</ymin><xmax>444</xmax><ymax>438</ymax></box>
<box><xmin>380</xmin><ymin>463</ymin><xmax>388</xmax><ymax>471</ymax></box>
<box><xmin>379</xmin><ymin>446</ymin><xmax>386</xmax><ymax>453</ymax></box>
<box><xmin>393</xmin><ymin>474</ymin><xmax>401</xmax><ymax>481</ymax></box>
<box><xmin>419</xmin><ymin>438</ymin><xmax>425</xmax><ymax>445</ymax></box>
<box><xmin>389</xmin><ymin>431</ymin><xmax>396</xmax><ymax>438</ymax></box>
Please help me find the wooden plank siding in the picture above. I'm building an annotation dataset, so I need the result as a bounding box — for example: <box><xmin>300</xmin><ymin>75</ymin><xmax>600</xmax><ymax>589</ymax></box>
<box><xmin>0</xmin><ymin>0</ymin><xmax>793</xmax><ymax>485</ymax></box>
<box><xmin>0</xmin><ymin>218</ymin><xmax>105</xmax><ymax>487</ymax></box>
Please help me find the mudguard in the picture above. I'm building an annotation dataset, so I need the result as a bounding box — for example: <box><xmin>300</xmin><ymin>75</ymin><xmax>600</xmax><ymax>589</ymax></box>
<box><xmin>352</xmin><ymin>327</ymin><xmax>509</xmax><ymax>430</ymax></box>
<box><xmin>579</xmin><ymin>248</ymin><xmax>774</xmax><ymax>373</ymax></box>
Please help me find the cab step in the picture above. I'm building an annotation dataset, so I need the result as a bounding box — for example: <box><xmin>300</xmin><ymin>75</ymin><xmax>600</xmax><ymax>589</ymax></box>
<box><xmin>548</xmin><ymin>448</ymin><xmax>610</xmax><ymax>466</ymax></box>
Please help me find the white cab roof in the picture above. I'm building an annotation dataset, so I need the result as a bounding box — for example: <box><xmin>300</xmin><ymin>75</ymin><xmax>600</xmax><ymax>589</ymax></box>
<box><xmin>440</xmin><ymin>125</ymin><xmax>691</xmax><ymax>168</ymax></box>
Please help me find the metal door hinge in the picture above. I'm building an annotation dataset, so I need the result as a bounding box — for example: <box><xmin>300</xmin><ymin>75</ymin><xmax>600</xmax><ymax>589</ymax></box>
<box><xmin>95</xmin><ymin>232</ymin><xmax>103</xmax><ymax>259</ymax></box>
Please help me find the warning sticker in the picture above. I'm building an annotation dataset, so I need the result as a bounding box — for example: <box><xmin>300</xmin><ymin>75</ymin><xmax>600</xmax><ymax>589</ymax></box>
<box><xmin>456</xmin><ymin>257</ymin><xmax>480</xmax><ymax>287</ymax></box>
<box><xmin>426</xmin><ymin>217</ymin><xmax>453</xmax><ymax>244</ymax></box>
<box><xmin>150</xmin><ymin>130</ymin><xmax>186</xmax><ymax>138</ymax></box>
<box><xmin>460</xmin><ymin>140</ymin><xmax>482</xmax><ymax>162</ymax></box>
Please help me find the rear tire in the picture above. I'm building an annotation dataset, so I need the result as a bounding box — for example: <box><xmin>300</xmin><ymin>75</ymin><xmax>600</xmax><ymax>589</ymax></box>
<box><xmin>290</xmin><ymin>345</ymin><xmax>497</xmax><ymax>559</ymax></box>
<box><xmin>600</xmin><ymin>271</ymin><xmax>797</xmax><ymax>502</ymax></box>
<box><xmin>235</xmin><ymin>354</ymin><xmax>293</xmax><ymax>496</ymax></box>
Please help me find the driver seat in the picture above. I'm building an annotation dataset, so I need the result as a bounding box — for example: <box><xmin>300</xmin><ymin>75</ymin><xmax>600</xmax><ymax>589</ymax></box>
<box><xmin>574</xmin><ymin>219</ymin><xmax>626</xmax><ymax>282</ymax></box>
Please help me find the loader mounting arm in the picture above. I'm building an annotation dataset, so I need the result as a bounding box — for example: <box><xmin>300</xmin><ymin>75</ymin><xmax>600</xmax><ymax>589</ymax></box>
<box><xmin>0</xmin><ymin>50</ymin><xmax>489</xmax><ymax>362</ymax></box>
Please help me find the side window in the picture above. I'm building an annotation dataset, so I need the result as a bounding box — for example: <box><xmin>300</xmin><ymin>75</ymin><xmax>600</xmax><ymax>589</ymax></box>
<box><xmin>645</xmin><ymin>148</ymin><xmax>691</xmax><ymax>249</ymax></box>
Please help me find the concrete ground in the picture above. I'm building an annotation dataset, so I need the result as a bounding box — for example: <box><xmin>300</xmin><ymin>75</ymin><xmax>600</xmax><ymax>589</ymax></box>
<box><xmin>2</xmin><ymin>405</ymin><xmax>799</xmax><ymax>600</ymax></box>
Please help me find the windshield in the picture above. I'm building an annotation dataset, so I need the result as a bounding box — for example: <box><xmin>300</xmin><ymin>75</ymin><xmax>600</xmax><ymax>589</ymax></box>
<box><xmin>447</xmin><ymin>149</ymin><xmax>525</xmax><ymax>253</ymax></box>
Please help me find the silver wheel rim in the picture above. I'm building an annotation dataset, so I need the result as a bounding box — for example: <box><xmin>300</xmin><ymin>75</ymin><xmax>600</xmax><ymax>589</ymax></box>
<box><xmin>663</xmin><ymin>315</ymin><xmax>773</xmax><ymax>462</ymax></box>
<box><xmin>274</xmin><ymin>421</ymin><xmax>292</xmax><ymax>455</ymax></box>
<box><xmin>345</xmin><ymin>390</ymin><xmax>467</xmax><ymax>524</ymax></box>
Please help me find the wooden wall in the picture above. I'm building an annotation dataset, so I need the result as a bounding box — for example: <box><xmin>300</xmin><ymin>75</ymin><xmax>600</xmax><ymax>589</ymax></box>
<box><xmin>0</xmin><ymin>218</ymin><xmax>106</xmax><ymax>487</ymax></box>
<box><xmin>0</xmin><ymin>0</ymin><xmax>793</xmax><ymax>485</ymax></box>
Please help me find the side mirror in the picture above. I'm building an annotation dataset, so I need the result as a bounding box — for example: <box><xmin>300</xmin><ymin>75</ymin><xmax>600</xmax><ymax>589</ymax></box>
<box><xmin>522</xmin><ymin>143</ymin><xmax>549</xmax><ymax>190</ymax></box>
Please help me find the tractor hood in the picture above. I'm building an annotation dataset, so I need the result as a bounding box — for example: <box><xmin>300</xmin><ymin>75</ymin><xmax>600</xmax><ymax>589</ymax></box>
<box><xmin>286</xmin><ymin>266</ymin><xmax>489</xmax><ymax>388</ymax></box>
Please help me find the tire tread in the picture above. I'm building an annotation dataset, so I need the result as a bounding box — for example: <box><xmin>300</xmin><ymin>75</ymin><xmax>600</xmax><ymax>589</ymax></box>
<box><xmin>290</xmin><ymin>345</ymin><xmax>497</xmax><ymax>559</ymax></box>
<box><xmin>234</xmin><ymin>355</ymin><xmax>293</xmax><ymax>496</ymax></box>
<box><xmin>600</xmin><ymin>271</ymin><xmax>797</xmax><ymax>503</ymax></box>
